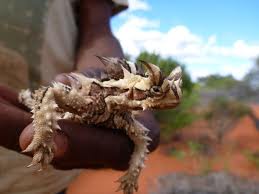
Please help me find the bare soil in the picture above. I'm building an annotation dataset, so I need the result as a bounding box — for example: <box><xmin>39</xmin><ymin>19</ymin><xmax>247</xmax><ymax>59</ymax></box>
<box><xmin>67</xmin><ymin>105</ymin><xmax>259</xmax><ymax>194</ymax></box>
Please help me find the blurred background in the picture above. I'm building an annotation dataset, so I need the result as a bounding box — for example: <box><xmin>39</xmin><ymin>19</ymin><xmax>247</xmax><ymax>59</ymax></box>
<box><xmin>1</xmin><ymin>0</ymin><xmax>258</xmax><ymax>193</ymax></box>
<box><xmin>67</xmin><ymin>0</ymin><xmax>259</xmax><ymax>193</ymax></box>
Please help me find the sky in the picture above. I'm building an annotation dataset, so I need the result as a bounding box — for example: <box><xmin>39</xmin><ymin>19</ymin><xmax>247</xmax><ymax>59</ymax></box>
<box><xmin>111</xmin><ymin>0</ymin><xmax>259</xmax><ymax>81</ymax></box>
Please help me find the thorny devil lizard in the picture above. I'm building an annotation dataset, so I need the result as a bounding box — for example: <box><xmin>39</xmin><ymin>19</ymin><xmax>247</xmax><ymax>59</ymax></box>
<box><xmin>18</xmin><ymin>56</ymin><xmax>183</xmax><ymax>194</ymax></box>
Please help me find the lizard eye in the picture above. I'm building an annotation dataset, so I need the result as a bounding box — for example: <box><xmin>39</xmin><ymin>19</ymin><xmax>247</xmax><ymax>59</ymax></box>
<box><xmin>150</xmin><ymin>86</ymin><xmax>162</xmax><ymax>96</ymax></box>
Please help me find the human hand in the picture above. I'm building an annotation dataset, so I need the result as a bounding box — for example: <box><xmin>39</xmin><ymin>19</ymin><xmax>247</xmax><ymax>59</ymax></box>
<box><xmin>19</xmin><ymin>71</ymin><xmax>160</xmax><ymax>171</ymax></box>
<box><xmin>19</xmin><ymin>0</ymin><xmax>161</xmax><ymax>171</ymax></box>
<box><xmin>0</xmin><ymin>85</ymin><xmax>32</xmax><ymax>151</ymax></box>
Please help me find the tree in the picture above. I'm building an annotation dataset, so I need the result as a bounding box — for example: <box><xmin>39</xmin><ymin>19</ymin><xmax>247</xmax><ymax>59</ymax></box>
<box><xmin>135</xmin><ymin>51</ymin><xmax>196</xmax><ymax>141</ymax></box>
<box><xmin>198</xmin><ymin>74</ymin><xmax>239</xmax><ymax>89</ymax></box>
<box><xmin>204</xmin><ymin>97</ymin><xmax>251</xmax><ymax>143</ymax></box>
<box><xmin>136</xmin><ymin>51</ymin><xmax>193</xmax><ymax>94</ymax></box>
<box><xmin>243</xmin><ymin>56</ymin><xmax>259</xmax><ymax>91</ymax></box>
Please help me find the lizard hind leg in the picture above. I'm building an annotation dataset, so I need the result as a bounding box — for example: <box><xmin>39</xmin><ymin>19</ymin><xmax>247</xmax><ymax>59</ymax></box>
<box><xmin>23</xmin><ymin>87</ymin><xmax>60</xmax><ymax>170</ymax></box>
<box><xmin>115</xmin><ymin>117</ymin><xmax>151</xmax><ymax>194</ymax></box>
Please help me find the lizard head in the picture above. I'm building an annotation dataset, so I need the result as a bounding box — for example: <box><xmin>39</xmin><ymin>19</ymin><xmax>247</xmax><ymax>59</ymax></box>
<box><xmin>139</xmin><ymin>60</ymin><xmax>183</xmax><ymax>110</ymax></box>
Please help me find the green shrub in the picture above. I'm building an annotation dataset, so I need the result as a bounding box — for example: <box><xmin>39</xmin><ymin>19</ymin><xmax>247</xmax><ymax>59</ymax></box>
<box><xmin>204</xmin><ymin>97</ymin><xmax>251</xmax><ymax>142</ymax></box>
<box><xmin>244</xmin><ymin>151</ymin><xmax>259</xmax><ymax>169</ymax></box>
<box><xmin>200</xmin><ymin>158</ymin><xmax>213</xmax><ymax>175</ymax></box>
<box><xmin>204</xmin><ymin>97</ymin><xmax>251</xmax><ymax>120</ymax></box>
<box><xmin>187</xmin><ymin>141</ymin><xmax>204</xmax><ymax>156</ymax></box>
<box><xmin>135</xmin><ymin>51</ymin><xmax>197</xmax><ymax>141</ymax></box>
<box><xmin>198</xmin><ymin>74</ymin><xmax>239</xmax><ymax>90</ymax></box>
<box><xmin>169</xmin><ymin>149</ymin><xmax>186</xmax><ymax>160</ymax></box>
<box><xmin>156</xmin><ymin>87</ymin><xmax>199</xmax><ymax>141</ymax></box>
<box><xmin>137</xmin><ymin>51</ymin><xmax>193</xmax><ymax>94</ymax></box>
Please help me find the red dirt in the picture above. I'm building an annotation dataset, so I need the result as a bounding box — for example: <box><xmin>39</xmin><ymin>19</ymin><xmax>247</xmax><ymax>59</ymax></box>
<box><xmin>67</xmin><ymin>148</ymin><xmax>196</xmax><ymax>194</ymax></box>
<box><xmin>252</xmin><ymin>104</ymin><xmax>259</xmax><ymax>117</ymax></box>
<box><xmin>67</xmin><ymin>105</ymin><xmax>259</xmax><ymax>194</ymax></box>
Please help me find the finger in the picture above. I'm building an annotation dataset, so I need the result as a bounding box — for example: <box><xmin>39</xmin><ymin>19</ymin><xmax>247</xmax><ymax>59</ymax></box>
<box><xmin>52</xmin><ymin>120</ymin><xmax>134</xmax><ymax>171</ymax></box>
<box><xmin>19</xmin><ymin>124</ymin><xmax>68</xmax><ymax>158</ymax></box>
<box><xmin>54</xmin><ymin>68</ymin><xmax>107</xmax><ymax>85</ymax></box>
<box><xmin>0</xmin><ymin>96</ymin><xmax>13</xmax><ymax>105</ymax></box>
<box><xmin>19</xmin><ymin>113</ymin><xmax>158</xmax><ymax>170</ymax></box>
<box><xmin>19</xmin><ymin>124</ymin><xmax>34</xmax><ymax>150</ymax></box>
<box><xmin>81</xmin><ymin>68</ymin><xmax>101</xmax><ymax>78</ymax></box>
<box><xmin>20</xmin><ymin>120</ymin><xmax>133</xmax><ymax>170</ymax></box>
<box><xmin>0</xmin><ymin>102</ymin><xmax>32</xmax><ymax>151</ymax></box>
<box><xmin>0</xmin><ymin>84</ymin><xmax>28</xmax><ymax>110</ymax></box>
<box><xmin>54</xmin><ymin>74</ymin><xmax>71</xmax><ymax>86</ymax></box>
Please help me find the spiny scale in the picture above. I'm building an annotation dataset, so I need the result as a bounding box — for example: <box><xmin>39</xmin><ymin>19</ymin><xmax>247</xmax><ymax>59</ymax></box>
<box><xmin>18</xmin><ymin>56</ymin><xmax>183</xmax><ymax>194</ymax></box>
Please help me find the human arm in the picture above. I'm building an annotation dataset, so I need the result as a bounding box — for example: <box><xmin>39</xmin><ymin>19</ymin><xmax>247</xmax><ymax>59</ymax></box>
<box><xmin>76</xmin><ymin>0</ymin><xmax>124</xmax><ymax>69</ymax></box>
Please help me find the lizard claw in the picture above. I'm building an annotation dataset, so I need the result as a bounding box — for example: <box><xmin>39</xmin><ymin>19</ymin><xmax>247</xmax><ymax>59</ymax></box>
<box><xmin>24</xmin><ymin>140</ymin><xmax>54</xmax><ymax>170</ymax></box>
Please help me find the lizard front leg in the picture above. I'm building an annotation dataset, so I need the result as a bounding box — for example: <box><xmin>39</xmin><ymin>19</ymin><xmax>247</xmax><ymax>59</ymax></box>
<box><xmin>22</xmin><ymin>87</ymin><xmax>61</xmax><ymax>170</ymax></box>
<box><xmin>114</xmin><ymin>115</ymin><xmax>151</xmax><ymax>194</ymax></box>
<box><xmin>21</xmin><ymin>81</ymin><xmax>97</xmax><ymax>169</ymax></box>
<box><xmin>105</xmin><ymin>95</ymin><xmax>144</xmax><ymax>111</ymax></box>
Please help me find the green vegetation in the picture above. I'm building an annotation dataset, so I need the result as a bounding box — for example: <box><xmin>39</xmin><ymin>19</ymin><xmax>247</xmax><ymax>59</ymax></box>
<box><xmin>204</xmin><ymin>97</ymin><xmax>251</xmax><ymax>142</ymax></box>
<box><xmin>156</xmin><ymin>91</ymin><xmax>199</xmax><ymax>141</ymax></box>
<box><xmin>169</xmin><ymin>149</ymin><xmax>186</xmax><ymax>160</ymax></box>
<box><xmin>187</xmin><ymin>141</ymin><xmax>204</xmax><ymax>156</ymax></box>
<box><xmin>243</xmin><ymin>57</ymin><xmax>259</xmax><ymax>91</ymax></box>
<box><xmin>198</xmin><ymin>74</ymin><xmax>239</xmax><ymax>90</ymax></box>
<box><xmin>200</xmin><ymin>158</ymin><xmax>213</xmax><ymax>175</ymax></box>
<box><xmin>244</xmin><ymin>151</ymin><xmax>259</xmax><ymax>169</ymax></box>
<box><xmin>136</xmin><ymin>51</ymin><xmax>197</xmax><ymax>141</ymax></box>
<box><xmin>205</xmin><ymin>97</ymin><xmax>251</xmax><ymax>120</ymax></box>
<box><xmin>137</xmin><ymin>51</ymin><xmax>193</xmax><ymax>94</ymax></box>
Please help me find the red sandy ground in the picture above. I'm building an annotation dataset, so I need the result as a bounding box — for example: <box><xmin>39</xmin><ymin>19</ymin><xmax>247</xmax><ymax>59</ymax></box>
<box><xmin>67</xmin><ymin>105</ymin><xmax>259</xmax><ymax>194</ymax></box>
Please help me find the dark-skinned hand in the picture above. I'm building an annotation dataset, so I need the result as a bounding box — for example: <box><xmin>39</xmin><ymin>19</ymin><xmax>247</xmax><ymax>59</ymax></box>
<box><xmin>19</xmin><ymin>70</ymin><xmax>160</xmax><ymax>171</ymax></box>
<box><xmin>0</xmin><ymin>0</ymin><xmax>160</xmax><ymax>173</ymax></box>
<box><xmin>0</xmin><ymin>85</ymin><xmax>32</xmax><ymax>151</ymax></box>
